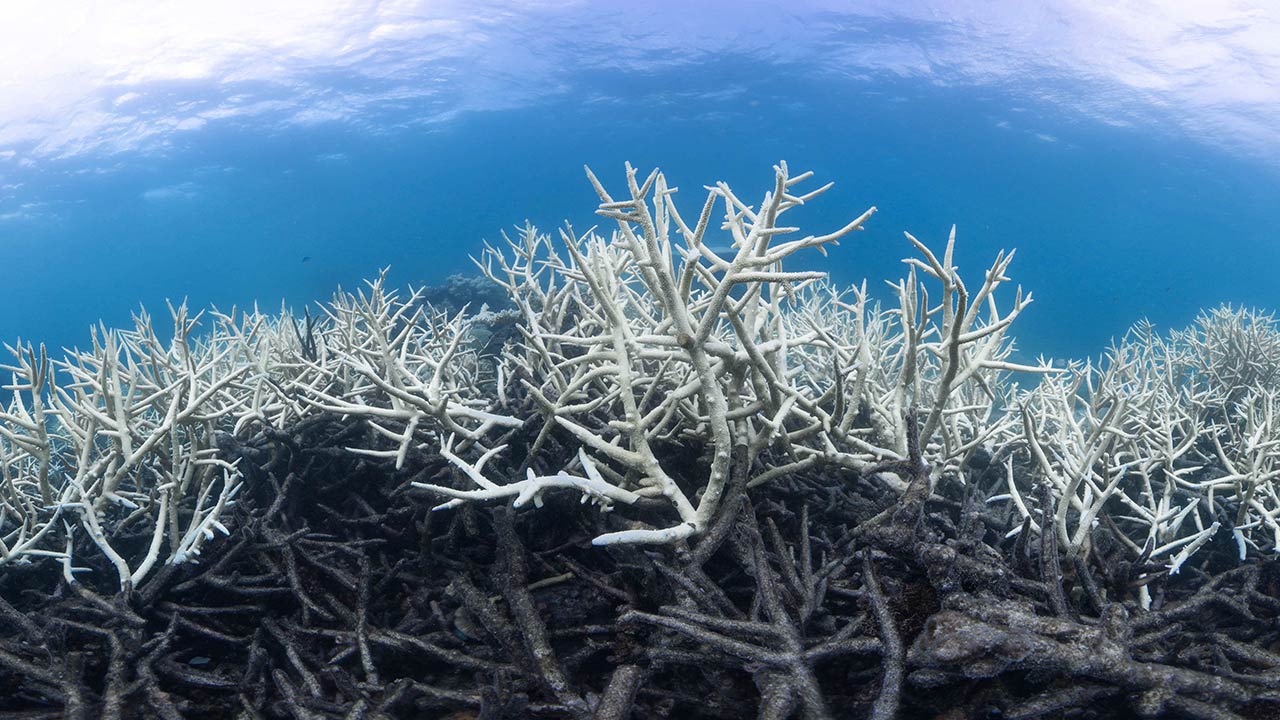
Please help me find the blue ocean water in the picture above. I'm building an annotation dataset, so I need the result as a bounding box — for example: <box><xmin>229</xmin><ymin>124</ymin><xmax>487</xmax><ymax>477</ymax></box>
<box><xmin>2</xmin><ymin>2</ymin><xmax>1278</xmax><ymax>364</ymax></box>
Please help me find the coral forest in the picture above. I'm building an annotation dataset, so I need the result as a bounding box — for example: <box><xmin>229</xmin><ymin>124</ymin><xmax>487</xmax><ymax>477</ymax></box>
<box><xmin>1</xmin><ymin>164</ymin><xmax>1278</xmax><ymax>719</ymax></box>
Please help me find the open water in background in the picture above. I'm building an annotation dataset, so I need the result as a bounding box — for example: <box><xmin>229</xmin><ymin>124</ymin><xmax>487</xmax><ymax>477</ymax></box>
<box><xmin>2</xmin><ymin>1</ymin><xmax>1279</xmax><ymax>364</ymax></box>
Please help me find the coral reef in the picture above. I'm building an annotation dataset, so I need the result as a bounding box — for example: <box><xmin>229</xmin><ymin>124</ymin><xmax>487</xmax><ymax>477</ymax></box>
<box><xmin>0</xmin><ymin>164</ymin><xmax>1278</xmax><ymax>718</ymax></box>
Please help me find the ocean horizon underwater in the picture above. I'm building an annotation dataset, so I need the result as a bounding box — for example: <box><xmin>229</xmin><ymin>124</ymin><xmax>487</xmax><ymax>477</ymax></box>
<box><xmin>3</xmin><ymin>2</ymin><xmax>1280</xmax><ymax>372</ymax></box>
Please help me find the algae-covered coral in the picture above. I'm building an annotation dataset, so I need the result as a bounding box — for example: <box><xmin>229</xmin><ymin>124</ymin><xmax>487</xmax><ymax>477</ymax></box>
<box><xmin>0</xmin><ymin>165</ymin><xmax>1277</xmax><ymax>718</ymax></box>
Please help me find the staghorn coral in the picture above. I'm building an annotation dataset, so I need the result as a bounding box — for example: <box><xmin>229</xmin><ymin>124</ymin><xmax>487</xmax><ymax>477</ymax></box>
<box><xmin>1000</xmin><ymin>305</ymin><xmax>1280</xmax><ymax>608</ymax></box>
<box><xmin>4</xmin><ymin>164</ymin><xmax>1279</xmax><ymax>593</ymax></box>
<box><xmin>0</xmin><ymin>276</ymin><xmax>501</xmax><ymax>591</ymax></box>
<box><xmin>0</xmin><ymin>165</ymin><xmax>1279</xmax><ymax>719</ymax></box>
<box><xmin>421</xmin><ymin>163</ymin><xmax>1045</xmax><ymax>547</ymax></box>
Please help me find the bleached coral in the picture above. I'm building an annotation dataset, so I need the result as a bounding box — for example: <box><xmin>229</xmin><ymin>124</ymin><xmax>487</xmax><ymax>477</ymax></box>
<box><xmin>1</xmin><ymin>305</ymin><xmax>277</xmax><ymax>589</ymax></box>
<box><xmin>4</xmin><ymin>162</ymin><xmax>1280</xmax><ymax>594</ymax></box>
<box><xmin>1004</xmin><ymin>306</ymin><xmax>1280</xmax><ymax>601</ymax></box>
<box><xmin>0</xmin><ymin>276</ymin><xmax>504</xmax><ymax>591</ymax></box>
<box><xmin>420</xmin><ymin>163</ymin><xmax>1045</xmax><ymax>546</ymax></box>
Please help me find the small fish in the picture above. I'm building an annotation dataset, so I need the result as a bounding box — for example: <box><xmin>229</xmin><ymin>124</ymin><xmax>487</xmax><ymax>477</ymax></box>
<box><xmin>302</xmin><ymin>256</ymin><xmax>311</xmax><ymax>263</ymax></box>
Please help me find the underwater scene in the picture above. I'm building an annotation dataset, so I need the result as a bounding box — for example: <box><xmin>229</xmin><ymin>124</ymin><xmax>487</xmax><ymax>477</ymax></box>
<box><xmin>2</xmin><ymin>2</ymin><xmax>1280</xmax><ymax>718</ymax></box>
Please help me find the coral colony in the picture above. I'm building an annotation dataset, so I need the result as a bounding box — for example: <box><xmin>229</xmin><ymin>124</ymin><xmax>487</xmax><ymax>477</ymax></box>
<box><xmin>1</xmin><ymin>164</ymin><xmax>1278</xmax><ymax>717</ymax></box>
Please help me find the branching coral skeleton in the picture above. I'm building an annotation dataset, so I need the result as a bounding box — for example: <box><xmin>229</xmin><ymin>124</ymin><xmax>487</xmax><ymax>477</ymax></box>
<box><xmin>293</xmin><ymin>272</ymin><xmax>521</xmax><ymax>468</ymax></box>
<box><xmin>1</xmin><ymin>163</ymin><xmax>1279</xmax><ymax>590</ymax></box>
<box><xmin>999</xmin><ymin>307</ymin><xmax>1280</xmax><ymax>601</ymax></box>
<box><xmin>465</xmin><ymin>163</ymin><xmax>881</xmax><ymax>544</ymax></box>
<box><xmin>0</xmin><ymin>306</ymin><xmax>268</xmax><ymax>590</ymax></box>
<box><xmin>455</xmin><ymin>163</ymin><xmax>1050</xmax><ymax>546</ymax></box>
